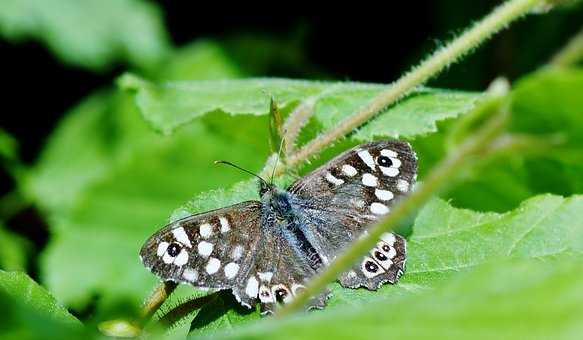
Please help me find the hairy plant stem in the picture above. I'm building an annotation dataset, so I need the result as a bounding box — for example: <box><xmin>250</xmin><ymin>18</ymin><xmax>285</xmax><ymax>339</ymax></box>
<box><xmin>282</xmin><ymin>98</ymin><xmax>316</xmax><ymax>155</ymax></box>
<box><xmin>283</xmin><ymin>0</ymin><xmax>541</xmax><ymax>173</ymax></box>
<box><xmin>140</xmin><ymin>281</ymin><xmax>177</xmax><ymax>325</ymax></box>
<box><xmin>549</xmin><ymin>26</ymin><xmax>583</xmax><ymax>67</ymax></box>
<box><xmin>277</xmin><ymin>97</ymin><xmax>509</xmax><ymax>317</ymax></box>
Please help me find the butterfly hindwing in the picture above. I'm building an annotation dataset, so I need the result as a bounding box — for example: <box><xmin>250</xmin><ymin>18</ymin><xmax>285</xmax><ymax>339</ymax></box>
<box><xmin>287</xmin><ymin>140</ymin><xmax>416</xmax><ymax>289</ymax></box>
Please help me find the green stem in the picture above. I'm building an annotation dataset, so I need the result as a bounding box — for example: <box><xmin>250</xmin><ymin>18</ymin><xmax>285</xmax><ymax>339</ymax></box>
<box><xmin>277</xmin><ymin>97</ymin><xmax>508</xmax><ymax>317</ymax></box>
<box><xmin>139</xmin><ymin>281</ymin><xmax>177</xmax><ymax>324</ymax></box>
<box><xmin>549</xmin><ymin>26</ymin><xmax>583</xmax><ymax>67</ymax></box>
<box><xmin>285</xmin><ymin>0</ymin><xmax>541</xmax><ymax>171</ymax></box>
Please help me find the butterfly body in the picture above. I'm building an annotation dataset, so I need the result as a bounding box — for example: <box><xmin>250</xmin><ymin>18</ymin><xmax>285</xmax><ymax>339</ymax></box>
<box><xmin>140</xmin><ymin>140</ymin><xmax>416</xmax><ymax>314</ymax></box>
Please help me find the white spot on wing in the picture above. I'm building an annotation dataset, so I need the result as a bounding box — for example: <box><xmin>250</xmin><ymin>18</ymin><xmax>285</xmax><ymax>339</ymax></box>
<box><xmin>198</xmin><ymin>241</ymin><xmax>213</xmax><ymax>256</ymax></box>
<box><xmin>362</xmin><ymin>173</ymin><xmax>378</xmax><ymax>187</ymax></box>
<box><xmin>172</xmin><ymin>227</ymin><xmax>192</xmax><ymax>248</ymax></box>
<box><xmin>182</xmin><ymin>268</ymin><xmax>198</xmax><ymax>282</ymax></box>
<box><xmin>245</xmin><ymin>276</ymin><xmax>259</xmax><ymax>297</ymax></box>
<box><xmin>174</xmin><ymin>249</ymin><xmax>189</xmax><ymax>266</ymax></box>
<box><xmin>224</xmin><ymin>262</ymin><xmax>239</xmax><ymax>279</ymax></box>
<box><xmin>162</xmin><ymin>252</ymin><xmax>174</xmax><ymax>264</ymax></box>
<box><xmin>397</xmin><ymin>179</ymin><xmax>409</xmax><ymax>192</ymax></box>
<box><xmin>342</xmin><ymin>164</ymin><xmax>358</xmax><ymax>177</ymax></box>
<box><xmin>370</xmin><ymin>202</ymin><xmax>389</xmax><ymax>215</ymax></box>
<box><xmin>232</xmin><ymin>245</ymin><xmax>243</xmax><ymax>260</ymax></box>
<box><xmin>199</xmin><ymin>223</ymin><xmax>213</xmax><ymax>238</ymax></box>
<box><xmin>357</xmin><ymin>150</ymin><xmax>376</xmax><ymax>170</ymax></box>
<box><xmin>380</xmin><ymin>166</ymin><xmax>399</xmax><ymax>177</ymax></box>
<box><xmin>375</xmin><ymin>189</ymin><xmax>394</xmax><ymax>201</ymax></box>
<box><xmin>325</xmin><ymin>172</ymin><xmax>344</xmax><ymax>185</ymax></box>
<box><xmin>381</xmin><ymin>232</ymin><xmax>396</xmax><ymax>245</ymax></box>
<box><xmin>157</xmin><ymin>242</ymin><xmax>169</xmax><ymax>257</ymax></box>
<box><xmin>380</xmin><ymin>149</ymin><xmax>398</xmax><ymax>158</ymax></box>
<box><xmin>390</xmin><ymin>157</ymin><xmax>402</xmax><ymax>168</ymax></box>
<box><xmin>206</xmin><ymin>257</ymin><xmax>221</xmax><ymax>274</ymax></box>
<box><xmin>219</xmin><ymin>217</ymin><xmax>230</xmax><ymax>233</ymax></box>
<box><xmin>258</xmin><ymin>272</ymin><xmax>273</xmax><ymax>282</ymax></box>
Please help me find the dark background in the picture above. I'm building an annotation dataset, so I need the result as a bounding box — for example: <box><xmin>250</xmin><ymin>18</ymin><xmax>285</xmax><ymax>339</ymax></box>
<box><xmin>1</xmin><ymin>1</ymin><xmax>582</xmax><ymax>179</ymax></box>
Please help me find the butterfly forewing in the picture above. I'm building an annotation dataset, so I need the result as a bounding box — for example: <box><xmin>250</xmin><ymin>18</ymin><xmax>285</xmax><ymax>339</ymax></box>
<box><xmin>140</xmin><ymin>201</ymin><xmax>262</xmax><ymax>292</ymax></box>
<box><xmin>287</xmin><ymin>140</ymin><xmax>416</xmax><ymax>289</ymax></box>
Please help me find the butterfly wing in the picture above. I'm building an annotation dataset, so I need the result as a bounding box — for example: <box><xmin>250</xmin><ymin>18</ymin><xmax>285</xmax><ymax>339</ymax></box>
<box><xmin>140</xmin><ymin>201</ymin><xmax>264</xmax><ymax>306</ymax></box>
<box><xmin>287</xmin><ymin>140</ymin><xmax>416</xmax><ymax>289</ymax></box>
<box><xmin>247</xmin><ymin>215</ymin><xmax>331</xmax><ymax>315</ymax></box>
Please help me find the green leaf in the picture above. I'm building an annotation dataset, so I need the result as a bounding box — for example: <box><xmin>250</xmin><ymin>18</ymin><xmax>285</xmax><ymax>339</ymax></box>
<box><xmin>211</xmin><ymin>257</ymin><xmax>583</xmax><ymax>340</ymax></box>
<box><xmin>157</xmin><ymin>41</ymin><xmax>242</xmax><ymax>81</ymax></box>
<box><xmin>346</xmin><ymin>89</ymin><xmax>481</xmax><ymax>140</ymax></box>
<box><xmin>0</xmin><ymin>223</ymin><xmax>30</xmax><ymax>271</ymax></box>
<box><xmin>0</xmin><ymin>0</ymin><xmax>170</xmax><ymax>71</ymax></box>
<box><xmin>510</xmin><ymin>68</ymin><xmax>583</xmax><ymax>147</ymax></box>
<box><xmin>0</xmin><ymin>270</ymin><xmax>81</xmax><ymax>335</ymax></box>
<box><xmin>444</xmin><ymin>68</ymin><xmax>583</xmax><ymax>212</ymax></box>
<box><xmin>0</xmin><ymin>128</ymin><xmax>17</xmax><ymax>161</ymax></box>
<box><xmin>119</xmin><ymin>76</ymin><xmax>481</xmax><ymax>136</ymax></box>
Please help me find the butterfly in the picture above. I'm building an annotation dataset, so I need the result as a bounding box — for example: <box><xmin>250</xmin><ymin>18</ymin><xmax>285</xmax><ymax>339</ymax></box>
<box><xmin>140</xmin><ymin>140</ymin><xmax>417</xmax><ymax>315</ymax></box>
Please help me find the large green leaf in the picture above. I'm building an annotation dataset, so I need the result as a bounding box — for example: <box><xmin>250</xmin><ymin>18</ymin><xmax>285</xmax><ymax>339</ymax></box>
<box><xmin>0</xmin><ymin>0</ymin><xmax>170</xmax><ymax>71</ymax></box>
<box><xmin>173</xmin><ymin>186</ymin><xmax>583</xmax><ymax>332</ymax></box>
<box><xmin>119</xmin><ymin>75</ymin><xmax>481</xmax><ymax>136</ymax></box>
<box><xmin>0</xmin><ymin>271</ymin><xmax>84</xmax><ymax>339</ymax></box>
<box><xmin>211</xmin><ymin>257</ymin><xmax>583</xmax><ymax>340</ymax></box>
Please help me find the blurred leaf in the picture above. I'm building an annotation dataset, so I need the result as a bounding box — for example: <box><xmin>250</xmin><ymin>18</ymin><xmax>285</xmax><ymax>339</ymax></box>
<box><xmin>444</xmin><ymin>68</ymin><xmax>583</xmax><ymax>212</ymax></box>
<box><xmin>158</xmin><ymin>41</ymin><xmax>242</xmax><ymax>81</ymax></box>
<box><xmin>0</xmin><ymin>128</ymin><xmax>17</xmax><ymax>160</ymax></box>
<box><xmin>23</xmin><ymin>91</ymin><xmax>139</xmax><ymax>215</ymax></box>
<box><xmin>0</xmin><ymin>271</ymin><xmax>82</xmax><ymax>330</ymax></box>
<box><xmin>510</xmin><ymin>68</ymin><xmax>583</xmax><ymax>146</ymax></box>
<box><xmin>0</xmin><ymin>0</ymin><xmax>170</xmax><ymax>71</ymax></box>
<box><xmin>213</xmin><ymin>257</ymin><xmax>583</xmax><ymax>340</ymax></box>
<box><xmin>119</xmin><ymin>76</ymin><xmax>481</xmax><ymax>136</ymax></box>
<box><xmin>0</xmin><ymin>223</ymin><xmax>29</xmax><ymax>271</ymax></box>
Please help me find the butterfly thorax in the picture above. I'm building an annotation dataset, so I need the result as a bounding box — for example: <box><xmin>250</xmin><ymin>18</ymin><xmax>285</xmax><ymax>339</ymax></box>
<box><xmin>259</xmin><ymin>183</ymin><xmax>324</xmax><ymax>271</ymax></box>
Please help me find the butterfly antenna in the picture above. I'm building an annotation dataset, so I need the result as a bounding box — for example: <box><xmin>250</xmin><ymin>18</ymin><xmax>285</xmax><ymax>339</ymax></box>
<box><xmin>270</xmin><ymin>136</ymin><xmax>286</xmax><ymax>184</ymax></box>
<box><xmin>214</xmin><ymin>160</ymin><xmax>268</xmax><ymax>186</ymax></box>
